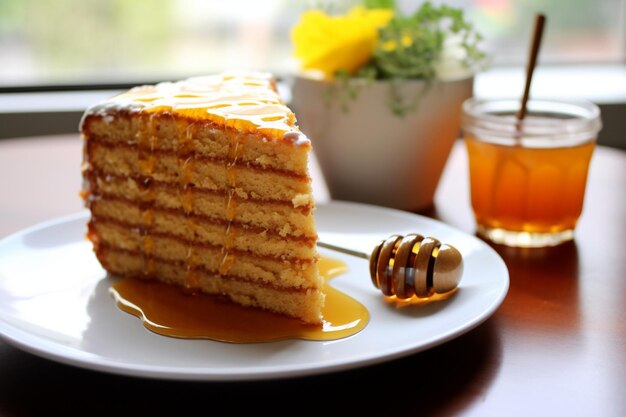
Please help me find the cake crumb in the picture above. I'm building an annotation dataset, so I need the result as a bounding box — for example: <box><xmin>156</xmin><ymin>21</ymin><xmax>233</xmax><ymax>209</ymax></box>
<box><xmin>255</xmin><ymin>155</ymin><xmax>272</xmax><ymax>166</ymax></box>
<box><xmin>279</xmin><ymin>223</ymin><xmax>292</xmax><ymax>237</ymax></box>
<box><xmin>292</xmin><ymin>193</ymin><xmax>312</xmax><ymax>208</ymax></box>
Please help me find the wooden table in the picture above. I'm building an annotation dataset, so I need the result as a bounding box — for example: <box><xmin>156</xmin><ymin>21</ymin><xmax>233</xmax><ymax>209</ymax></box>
<box><xmin>1</xmin><ymin>134</ymin><xmax>625</xmax><ymax>416</ymax></box>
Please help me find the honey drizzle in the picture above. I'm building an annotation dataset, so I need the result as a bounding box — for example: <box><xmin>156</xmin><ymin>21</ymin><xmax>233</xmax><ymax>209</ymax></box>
<box><xmin>219</xmin><ymin>133</ymin><xmax>243</xmax><ymax>276</ymax></box>
<box><xmin>137</xmin><ymin>114</ymin><xmax>157</xmax><ymax>276</ymax></box>
<box><xmin>177</xmin><ymin>121</ymin><xmax>200</xmax><ymax>292</ymax></box>
<box><xmin>110</xmin><ymin>256</ymin><xmax>369</xmax><ymax>343</ymax></box>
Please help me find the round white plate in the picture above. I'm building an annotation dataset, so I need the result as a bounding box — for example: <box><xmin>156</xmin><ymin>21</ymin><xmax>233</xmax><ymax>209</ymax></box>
<box><xmin>0</xmin><ymin>201</ymin><xmax>508</xmax><ymax>381</ymax></box>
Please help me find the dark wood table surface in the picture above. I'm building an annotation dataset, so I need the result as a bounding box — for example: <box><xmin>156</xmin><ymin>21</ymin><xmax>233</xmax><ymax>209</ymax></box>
<box><xmin>1</xmin><ymin>134</ymin><xmax>625</xmax><ymax>417</ymax></box>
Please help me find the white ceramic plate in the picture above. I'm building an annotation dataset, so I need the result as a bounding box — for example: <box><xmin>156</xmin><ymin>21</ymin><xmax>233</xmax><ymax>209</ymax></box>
<box><xmin>0</xmin><ymin>201</ymin><xmax>508</xmax><ymax>381</ymax></box>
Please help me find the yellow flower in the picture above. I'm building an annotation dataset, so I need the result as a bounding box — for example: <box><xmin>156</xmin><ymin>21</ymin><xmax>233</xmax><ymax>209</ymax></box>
<box><xmin>381</xmin><ymin>32</ymin><xmax>414</xmax><ymax>52</ymax></box>
<box><xmin>291</xmin><ymin>6</ymin><xmax>393</xmax><ymax>79</ymax></box>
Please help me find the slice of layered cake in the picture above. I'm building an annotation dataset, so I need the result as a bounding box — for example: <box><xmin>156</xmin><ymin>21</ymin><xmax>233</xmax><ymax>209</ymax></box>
<box><xmin>80</xmin><ymin>71</ymin><xmax>324</xmax><ymax>324</ymax></box>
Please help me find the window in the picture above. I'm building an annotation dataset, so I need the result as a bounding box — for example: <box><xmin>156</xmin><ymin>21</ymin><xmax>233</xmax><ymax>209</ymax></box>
<box><xmin>445</xmin><ymin>0</ymin><xmax>625</xmax><ymax>66</ymax></box>
<box><xmin>1</xmin><ymin>0</ymin><xmax>624</xmax><ymax>88</ymax></box>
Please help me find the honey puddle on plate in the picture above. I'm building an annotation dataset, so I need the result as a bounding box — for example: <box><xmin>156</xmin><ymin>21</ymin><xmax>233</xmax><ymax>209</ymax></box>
<box><xmin>109</xmin><ymin>256</ymin><xmax>369</xmax><ymax>343</ymax></box>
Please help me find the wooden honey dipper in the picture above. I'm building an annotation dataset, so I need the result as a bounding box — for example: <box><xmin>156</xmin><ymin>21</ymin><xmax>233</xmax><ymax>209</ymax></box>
<box><xmin>318</xmin><ymin>233</ymin><xmax>464</xmax><ymax>299</ymax></box>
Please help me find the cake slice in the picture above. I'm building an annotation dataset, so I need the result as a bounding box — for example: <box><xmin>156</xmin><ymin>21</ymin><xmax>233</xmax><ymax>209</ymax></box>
<box><xmin>80</xmin><ymin>71</ymin><xmax>324</xmax><ymax>324</ymax></box>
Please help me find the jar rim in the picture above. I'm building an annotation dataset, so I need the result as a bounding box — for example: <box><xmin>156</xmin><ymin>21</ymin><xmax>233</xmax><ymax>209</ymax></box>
<box><xmin>462</xmin><ymin>97</ymin><xmax>602</xmax><ymax>147</ymax></box>
<box><xmin>463</xmin><ymin>97</ymin><xmax>600</xmax><ymax>121</ymax></box>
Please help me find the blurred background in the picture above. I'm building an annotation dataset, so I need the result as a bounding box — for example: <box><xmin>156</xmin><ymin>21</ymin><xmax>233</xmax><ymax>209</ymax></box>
<box><xmin>0</xmin><ymin>0</ymin><xmax>625</xmax><ymax>147</ymax></box>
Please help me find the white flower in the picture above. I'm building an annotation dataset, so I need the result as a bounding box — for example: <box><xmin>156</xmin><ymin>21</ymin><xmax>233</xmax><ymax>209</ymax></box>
<box><xmin>434</xmin><ymin>33</ymin><xmax>474</xmax><ymax>81</ymax></box>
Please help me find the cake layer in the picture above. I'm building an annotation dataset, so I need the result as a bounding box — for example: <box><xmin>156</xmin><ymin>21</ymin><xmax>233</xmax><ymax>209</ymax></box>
<box><xmin>102</xmin><ymin>249</ymin><xmax>324</xmax><ymax>324</ymax></box>
<box><xmin>90</xmin><ymin>221</ymin><xmax>319</xmax><ymax>290</ymax></box>
<box><xmin>86</xmin><ymin>173</ymin><xmax>315</xmax><ymax>238</ymax></box>
<box><xmin>86</xmin><ymin>141</ymin><xmax>313</xmax><ymax>205</ymax></box>
<box><xmin>90</xmin><ymin>201</ymin><xmax>317</xmax><ymax>260</ymax></box>
<box><xmin>82</xmin><ymin>113</ymin><xmax>310</xmax><ymax>174</ymax></box>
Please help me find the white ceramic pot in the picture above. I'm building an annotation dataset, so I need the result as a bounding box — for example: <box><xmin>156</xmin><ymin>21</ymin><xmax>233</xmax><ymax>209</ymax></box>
<box><xmin>290</xmin><ymin>75</ymin><xmax>473</xmax><ymax>212</ymax></box>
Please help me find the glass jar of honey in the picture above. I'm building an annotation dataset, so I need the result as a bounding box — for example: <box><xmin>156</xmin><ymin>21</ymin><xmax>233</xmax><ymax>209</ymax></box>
<box><xmin>462</xmin><ymin>97</ymin><xmax>602</xmax><ymax>247</ymax></box>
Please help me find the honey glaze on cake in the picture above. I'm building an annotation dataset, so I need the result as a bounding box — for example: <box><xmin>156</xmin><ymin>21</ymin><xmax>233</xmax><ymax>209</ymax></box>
<box><xmin>82</xmin><ymin>71</ymin><xmax>309</xmax><ymax>142</ymax></box>
<box><xmin>110</xmin><ymin>256</ymin><xmax>369</xmax><ymax>343</ymax></box>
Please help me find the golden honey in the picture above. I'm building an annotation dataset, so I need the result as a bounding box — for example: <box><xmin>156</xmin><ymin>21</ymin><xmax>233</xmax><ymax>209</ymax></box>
<box><xmin>465</xmin><ymin>136</ymin><xmax>595</xmax><ymax>234</ymax></box>
<box><xmin>109</xmin><ymin>256</ymin><xmax>369</xmax><ymax>343</ymax></box>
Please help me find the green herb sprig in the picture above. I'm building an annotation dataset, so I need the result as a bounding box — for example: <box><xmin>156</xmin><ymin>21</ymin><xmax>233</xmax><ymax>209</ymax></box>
<box><xmin>370</xmin><ymin>1</ymin><xmax>486</xmax><ymax>79</ymax></box>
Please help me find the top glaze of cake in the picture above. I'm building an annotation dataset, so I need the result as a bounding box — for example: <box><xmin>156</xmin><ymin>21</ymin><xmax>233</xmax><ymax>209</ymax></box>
<box><xmin>81</xmin><ymin>71</ymin><xmax>310</xmax><ymax>145</ymax></box>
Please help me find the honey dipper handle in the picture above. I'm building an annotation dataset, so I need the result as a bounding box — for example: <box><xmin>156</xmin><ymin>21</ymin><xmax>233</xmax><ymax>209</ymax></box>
<box><xmin>317</xmin><ymin>241</ymin><xmax>370</xmax><ymax>260</ymax></box>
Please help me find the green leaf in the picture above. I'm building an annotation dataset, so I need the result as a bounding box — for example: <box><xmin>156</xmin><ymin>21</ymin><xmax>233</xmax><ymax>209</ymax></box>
<box><xmin>363</xmin><ymin>0</ymin><xmax>396</xmax><ymax>10</ymax></box>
